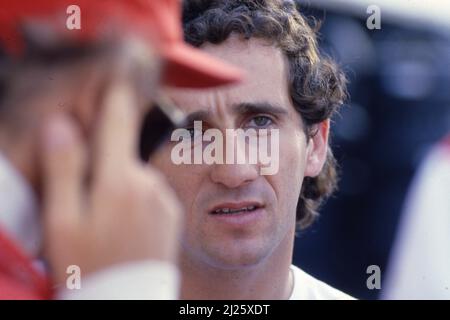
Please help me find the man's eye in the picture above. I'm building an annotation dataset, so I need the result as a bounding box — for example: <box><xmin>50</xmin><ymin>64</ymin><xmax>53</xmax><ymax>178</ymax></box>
<box><xmin>247</xmin><ymin>116</ymin><xmax>273</xmax><ymax>128</ymax></box>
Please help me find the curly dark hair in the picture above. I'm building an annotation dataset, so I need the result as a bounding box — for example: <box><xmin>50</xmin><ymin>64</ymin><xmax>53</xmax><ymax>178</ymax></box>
<box><xmin>182</xmin><ymin>0</ymin><xmax>347</xmax><ymax>229</ymax></box>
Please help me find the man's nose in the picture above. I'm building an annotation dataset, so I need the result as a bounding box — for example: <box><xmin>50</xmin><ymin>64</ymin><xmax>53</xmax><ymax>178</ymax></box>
<box><xmin>210</xmin><ymin>161</ymin><xmax>259</xmax><ymax>189</ymax></box>
<box><xmin>208</xmin><ymin>126</ymin><xmax>259</xmax><ymax>188</ymax></box>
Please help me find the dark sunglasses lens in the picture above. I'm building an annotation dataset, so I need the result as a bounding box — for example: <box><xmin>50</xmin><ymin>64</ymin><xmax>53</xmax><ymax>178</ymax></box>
<box><xmin>139</xmin><ymin>104</ymin><xmax>176</xmax><ymax>161</ymax></box>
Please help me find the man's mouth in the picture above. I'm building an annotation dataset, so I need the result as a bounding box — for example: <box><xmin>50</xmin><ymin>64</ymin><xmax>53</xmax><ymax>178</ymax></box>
<box><xmin>209</xmin><ymin>203</ymin><xmax>263</xmax><ymax>215</ymax></box>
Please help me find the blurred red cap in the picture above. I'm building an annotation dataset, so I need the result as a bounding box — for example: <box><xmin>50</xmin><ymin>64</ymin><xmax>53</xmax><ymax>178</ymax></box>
<box><xmin>0</xmin><ymin>0</ymin><xmax>243</xmax><ymax>88</ymax></box>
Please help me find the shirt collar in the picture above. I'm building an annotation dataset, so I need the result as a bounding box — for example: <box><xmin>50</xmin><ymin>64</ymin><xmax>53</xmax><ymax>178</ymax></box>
<box><xmin>0</xmin><ymin>152</ymin><xmax>41</xmax><ymax>257</ymax></box>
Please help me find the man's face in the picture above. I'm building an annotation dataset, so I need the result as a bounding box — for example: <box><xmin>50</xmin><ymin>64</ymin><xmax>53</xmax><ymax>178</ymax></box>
<box><xmin>152</xmin><ymin>37</ymin><xmax>324</xmax><ymax>269</ymax></box>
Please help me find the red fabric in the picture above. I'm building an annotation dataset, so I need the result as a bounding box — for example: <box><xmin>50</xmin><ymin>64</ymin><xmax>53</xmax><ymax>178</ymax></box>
<box><xmin>438</xmin><ymin>133</ymin><xmax>450</xmax><ymax>159</ymax></box>
<box><xmin>0</xmin><ymin>229</ymin><xmax>52</xmax><ymax>300</ymax></box>
<box><xmin>0</xmin><ymin>0</ymin><xmax>243</xmax><ymax>88</ymax></box>
<box><xmin>440</xmin><ymin>133</ymin><xmax>450</xmax><ymax>148</ymax></box>
<box><xmin>0</xmin><ymin>0</ymin><xmax>159</xmax><ymax>55</ymax></box>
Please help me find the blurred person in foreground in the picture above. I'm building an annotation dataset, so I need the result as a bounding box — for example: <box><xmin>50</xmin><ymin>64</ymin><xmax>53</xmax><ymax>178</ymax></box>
<box><xmin>383</xmin><ymin>134</ymin><xmax>450</xmax><ymax>299</ymax></box>
<box><xmin>144</xmin><ymin>0</ymin><xmax>353</xmax><ymax>299</ymax></box>
<box><xmin>0</xmin><ymin>0</ymin><xmax>241</xmax><ymax>299</ymax></box>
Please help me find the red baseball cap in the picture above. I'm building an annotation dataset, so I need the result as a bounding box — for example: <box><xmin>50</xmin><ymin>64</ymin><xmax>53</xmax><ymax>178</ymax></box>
<box><xmin>0</xmin><ymin>0</ymin><xmax>243</xmax><ymax>88</ymax></box>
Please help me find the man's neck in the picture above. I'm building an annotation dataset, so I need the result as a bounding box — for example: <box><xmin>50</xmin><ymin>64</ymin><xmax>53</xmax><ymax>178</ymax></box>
<box><xmin>180</xmin><ymin>228</ymin><xmax>296</xmax><ymax>300</ymax></box>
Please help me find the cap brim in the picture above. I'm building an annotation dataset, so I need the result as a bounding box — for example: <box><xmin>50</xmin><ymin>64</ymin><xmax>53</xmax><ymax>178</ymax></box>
<box><xmin>162</xmin><ymin>43</ymin><xmax>244</xmax><ymax>88</ymax></box>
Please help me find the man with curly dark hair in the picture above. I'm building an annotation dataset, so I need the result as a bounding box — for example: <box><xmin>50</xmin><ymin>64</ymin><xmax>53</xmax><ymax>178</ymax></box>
<box><xmin>150</xmin><ymin>0</ymin><xmax>353</xmax><ymax>299</ymax></box>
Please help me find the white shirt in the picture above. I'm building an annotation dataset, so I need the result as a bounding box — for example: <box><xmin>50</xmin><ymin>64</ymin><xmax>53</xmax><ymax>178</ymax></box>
<box><xmin>382</xmin><ymin>140</ymin><xmax>450</xmax><ymax>299</ymax></box>
<box><xmin>289</xmin><ymin>265</ymin><xmax>355</xmax><ymax>300</ymax></box>
<box><xmin>0</xmin><ymin>152</ymin><xmax>179</xmax><ymax>300</ymax></box>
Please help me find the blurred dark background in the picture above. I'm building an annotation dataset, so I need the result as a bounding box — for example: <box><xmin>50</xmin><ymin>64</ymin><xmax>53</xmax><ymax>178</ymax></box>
<box><xmin>292</xmin><ymin>1</ymin><xmax>450</xmax><ymax>299</ymax></box>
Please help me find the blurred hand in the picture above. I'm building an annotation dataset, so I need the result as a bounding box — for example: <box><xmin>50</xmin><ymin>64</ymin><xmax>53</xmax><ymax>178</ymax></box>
<box><xmin>40</xmin><ymin>74</ymin><xmax>182</xmax><ymax>285</ymax></box>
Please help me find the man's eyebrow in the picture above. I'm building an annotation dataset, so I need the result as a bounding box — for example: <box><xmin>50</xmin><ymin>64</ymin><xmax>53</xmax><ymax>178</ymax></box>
<box><xmin>183</xmin><ymin>102</ymin><xmax>288</xmax><ymax>125</ymax></box>
<box><xmin>184</xmin><ymin>110</ymin><xmax>211</xmax><ymax>125</ymax></box>
<box><xmin>232</xmin><ymin>102</ymin><xmax>289</xmax><ymax>116</ymax></box>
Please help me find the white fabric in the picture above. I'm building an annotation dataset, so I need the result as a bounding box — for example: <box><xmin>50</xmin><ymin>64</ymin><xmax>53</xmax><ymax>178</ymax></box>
<box><xmin>382</xmin><ymin>142</ymin><xmax>450</xmax><ymax>299</ymax></box>
<box><xmin>289</xmin><ymin>264</ymin><xmax>355</xmax><ymax>300</ymax></box>
<box><xmin>0</xmin><ymin>151</ymin><xmax>179</xmax><ymax>300</ymax></box>
<box><xmin>0</xmin><ymin>153</ymin><xmax>41</xmax><ymax>256</ymax></box>
<box><xmin>59</xmin><ymin>261</ymin><xmax>180</xmax><ymax>300</ymax></box>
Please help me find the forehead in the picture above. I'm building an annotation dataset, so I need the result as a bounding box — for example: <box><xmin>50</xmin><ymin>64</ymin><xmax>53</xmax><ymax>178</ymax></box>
<box><xmin>165</xmin><ymin>36</ymin><xmax>293</xmax><ymax>114</ymax></box>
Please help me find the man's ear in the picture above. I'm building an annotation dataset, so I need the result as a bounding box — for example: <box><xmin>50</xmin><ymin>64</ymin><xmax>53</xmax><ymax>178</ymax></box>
<box><xmin>304</xmin><ymin>119</ymin><xmax>329</xmax><ymax>178</ymax></box>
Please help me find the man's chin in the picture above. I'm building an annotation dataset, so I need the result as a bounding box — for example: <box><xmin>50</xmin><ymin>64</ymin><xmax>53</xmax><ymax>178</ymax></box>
<box><xmin>196</xmin><ymin>239</ymin><xmax>274</xmax><ymax>270</ymax></box>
